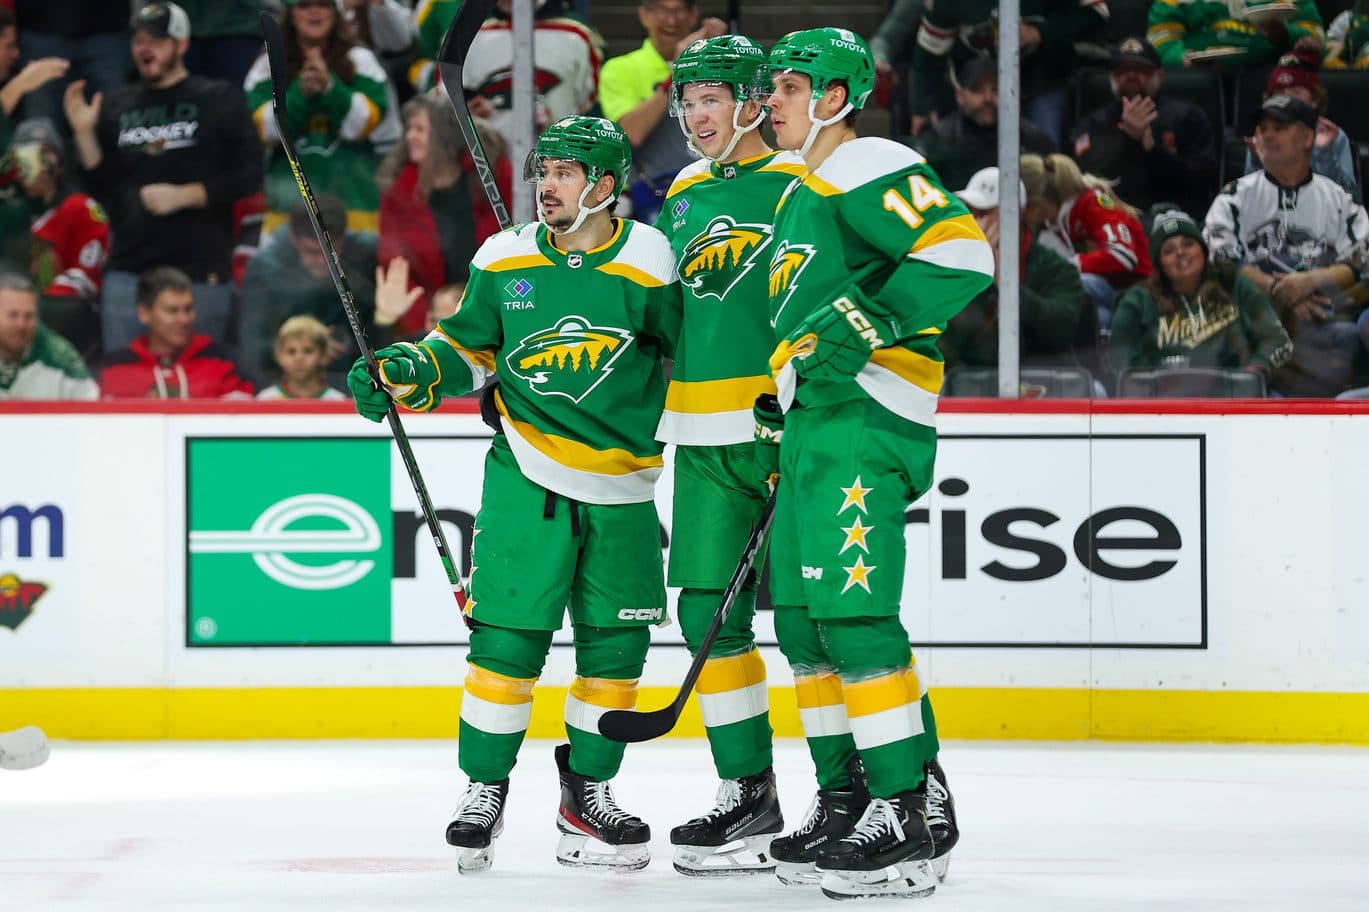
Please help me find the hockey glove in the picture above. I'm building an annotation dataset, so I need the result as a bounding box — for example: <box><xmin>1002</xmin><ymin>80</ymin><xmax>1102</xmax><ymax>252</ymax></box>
<box><xmin>769</xmin><ymin>287</ymin><xmax>899</xmax><ymax>383</ymax></box>
<box><xmin>346</xmin><ymin>342</ymin><xmax>445</xmax><ymax>422</ymax></box>
<box><xmin>753</xmin><ymin>393</ymin><xmax>785</xmax><ymax>495</ymax></box>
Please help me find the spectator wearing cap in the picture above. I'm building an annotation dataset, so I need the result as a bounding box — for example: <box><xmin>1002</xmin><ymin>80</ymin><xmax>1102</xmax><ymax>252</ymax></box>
<box><xmin>0</xmin><ymin>118</ymin><xmax>109</xmax><ymax>357</ymax></box>
<box><xmin>0</xmin><ymin>7</ymin><xmax>69</xmax><ymax>151</ymax></box>
<box><xmin>1325</xmin><ymin>2</ymin><xmax>1369</xmax><ymax>69</ymax></box>
<box><xmin>1067</xmin><ymin>37</ymin><xmax>1218</xmax><ymax>219</ymax></box>
<box><xmin>11</xmin><ymin>0</ymin><xmax>130</xmax><ymax>130</ymax></box>
<box><xmin>1244</xmin><ymin>43</ymin><xmax>1358</xmax><ymax>201</ymax></box>
<box><xmin>909</xmin><ymin>1</ymin><xmax>1109</xmax><ymax>143</ymax></box>
<box><xmin>1206</xmin><ymin>95</ymin><xmax>1369</xmax><ymax>396</ymax></box>
<box><xmin>911</xmin><ymin>55</ymin><xmax>1057</xmax><ymax>195</ymax></box>
<box><xmin>63</xmin><ymin>2</ymin><xmax>263</xmax><ymax>354</ymax></box>
<box><xmin>243</xmin><ymin>0</ymin><xmax>402</xmax><ymax>235</ymax></box>
<box><xmin>938</xmin><ymin>166</ymin><xmax>1091</xmax><ymax>370</ymax></box>
<box><xmin>1147</xmin><ymin>0</ymin><xmax>1324</xmax><ymax>70</ymax></box>
<box><xmin>1111</xmin><ymin>203</ymin><xmax>1291</xmax><ymax>383</ymax></box>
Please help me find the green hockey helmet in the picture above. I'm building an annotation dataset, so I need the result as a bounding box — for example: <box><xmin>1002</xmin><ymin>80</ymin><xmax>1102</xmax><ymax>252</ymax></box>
<box><xmin>523</xmin><ymin>115</ymin><xmax>632</xmax><ymax>200</ymax></box>
<box><xmin>669</xmin><ymin>34</ymin><xmax>768</xmax><ymax>114</ymax></box>
<box><xmin>763</xmin><ymin>27</ymin><xmax>876</xmax><ymax>111</ymax></box>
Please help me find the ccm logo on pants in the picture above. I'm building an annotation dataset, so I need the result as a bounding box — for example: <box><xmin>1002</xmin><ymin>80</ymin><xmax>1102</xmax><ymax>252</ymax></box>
<box><xmin>618</xmin><ymin>607</ymin><xmax>664</xmax><ymax>621</ymax></box>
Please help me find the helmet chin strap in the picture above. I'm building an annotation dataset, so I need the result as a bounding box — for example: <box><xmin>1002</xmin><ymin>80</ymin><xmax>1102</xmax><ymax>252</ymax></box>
<box><xmin>797</xmin><ymin>95</ymin><xmax>853</xmax><ymax>158</ymax></box>
<box><xmin>678</xmin><ymin>101</ymin><xmax>767</xmax><ymax>162</ymax></box>
<box><xmin>539</xmin><ymin>180</ymin><xmax>615</xmax><ymax>236</ymax></box>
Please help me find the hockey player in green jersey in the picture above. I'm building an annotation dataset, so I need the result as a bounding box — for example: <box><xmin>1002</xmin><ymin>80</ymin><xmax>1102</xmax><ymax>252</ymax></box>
<box><xmin>654</xmin><ymin>34</ymin><xmax>807</xmax><ymax>878</ymax></box>
<box><xmin>756</xmin><ymin>28</ymin><xmax>993</xmax><ymax>900</ymax></box>
<box><xmin>346</xmin><ymin>115</ymin><xmax>680</xmax><ymax>874</ymax></box>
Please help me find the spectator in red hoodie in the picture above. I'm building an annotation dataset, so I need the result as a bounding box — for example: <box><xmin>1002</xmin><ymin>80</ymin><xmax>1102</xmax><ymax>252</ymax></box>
<box><xmin>98</xmin><ymin>265</ymin><xmax>253</xmax><ymax>399</ymax></box>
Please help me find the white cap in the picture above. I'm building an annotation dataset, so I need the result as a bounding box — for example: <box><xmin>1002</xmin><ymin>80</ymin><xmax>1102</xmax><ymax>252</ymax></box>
<box><xmin>955</xmin><ymin>167</ymin><xmax>1027</xmax><ymax>211</ymax></box>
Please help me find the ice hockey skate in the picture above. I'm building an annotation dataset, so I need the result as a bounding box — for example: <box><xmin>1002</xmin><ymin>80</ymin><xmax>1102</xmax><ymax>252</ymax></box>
<box><xmin>770</xmin><ymin>758</ymin><xmax>869</xmax><ymax>885</ymax></box>
<box><xmin>444</xmin><ymin>779</ymin><xmax>509</xmax><ymax>874</ymax></box>
<box><xmin>924</xmin><ymin>757</ymin><xmax>958</xmax><ymax>883</ymax></box>
<box><xmin>554</xmin><ymin>743</ymin><xmax>650</xmax><ymax>870</ymax></box>
<box><xmin>669</xmin><ymin>767</ymin><xmax>784</xmax><ymax>876</ymax></box>
<box><xmin>815</xmin><ymin>790</ymin><xmax>938</xmax><ymax>901</ymax></box>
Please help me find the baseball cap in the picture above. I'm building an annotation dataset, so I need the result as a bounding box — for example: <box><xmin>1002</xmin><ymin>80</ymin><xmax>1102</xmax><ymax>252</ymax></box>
<box><xmin>131</xmin><ymin>2</ymin><xmax>191</xmax><ymax>41</ymax></box>
<box><xmin>1111</xmin><ymin>37</ymin><xmax>1161</xmax><ymax>69</ymax></box>
<box><xmin>955</xmin><ymin>167</ymin><xmax>1027</xmax><ymax>210</ymax></box>
<box><xmin>955</xmin><ymin>55</ymin><xmax>997</xmax><ymax>91</ymax></box>
<box><xmin>1260</xmin><ymin>94</ymin><xmax>1317</xmax><ymax>130</ymax></box>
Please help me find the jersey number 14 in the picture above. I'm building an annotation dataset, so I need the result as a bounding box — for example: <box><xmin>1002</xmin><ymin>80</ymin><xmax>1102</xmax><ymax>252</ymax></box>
<box><xmin>882</xmin><ymin>175</ymin><xmax>949</xmax><ymax>230</ymax></box>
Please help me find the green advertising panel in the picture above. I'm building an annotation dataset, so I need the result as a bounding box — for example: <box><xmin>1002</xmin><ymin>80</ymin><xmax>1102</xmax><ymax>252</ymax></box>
<box><xmin>187</xmin><ymin>438</ymin><xmax>393</xmax><ymax>645</ymax></box>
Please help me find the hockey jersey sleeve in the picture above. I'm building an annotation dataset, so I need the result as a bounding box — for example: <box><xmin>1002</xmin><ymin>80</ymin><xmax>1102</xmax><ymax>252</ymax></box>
<box><xmin>1203</xmin><ymin>182</ymin><xmax>1245</xmax><ymax>265</ymax></box>
<box><xmin>1331</xmin><ymin>190</ymin><xmax>1369</xmax><ymax>276</ymax></box>
<box><xmin>833</xmin><ymin>163</ymin><xmax>995</xmax><ymax>332</ymax></box>
<box><xmin>1232</xmin><ymin>273</ymin><xmax>1293</xmax><ymax>370</ymax></box>
<box><xmin>32</xmin><ymin>196</ymin><xmax>108</xmax><ymax>301</ymax></box>
<box><xmin>1072</xmin><ymin>190</ymin><xmax>1148</xmax><ymax>280</ymax></box>
<box><xmin>245</xmin><ymin>48</ymin><xmax>392</xmax><ymax>145</ymax></box>
<box><xmin>909</xmin><ymin>1</ymin><xmax>956</xmax><ymax>116</ymax></box>
<box><xmin>422</xmin><ymin>258</ymin><xmax>503</xmax><ymax>397</ymax></box>
<box><xmin>1146</xmin><ymin>0</ymin><xmax>1193</xmax><ymax>69</ymax></box>
<box><xmin>409</xmin><ymin>0</ymin><xmax>458</xmax><ymax>92</ymax></box>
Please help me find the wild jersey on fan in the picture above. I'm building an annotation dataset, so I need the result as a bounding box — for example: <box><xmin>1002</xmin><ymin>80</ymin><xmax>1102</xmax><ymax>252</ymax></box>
<box><xmin>768</xmin><ymin>138</ymin><xmax>993</xmax><ymax>426</ymax></box>
<box><xmin>1205</xmin><ymin>171</ymin><xmax>1369</xmax><ymax>276</ymax></box>
<box><xmin>656</xmin><ymin>150</ymin><xmax>806</xmax><ymax>445</ymax></box>
<box><xmin>423</xmin><ymin>218</ymin><xmax>679</xmax><ymax>504</ymax></box>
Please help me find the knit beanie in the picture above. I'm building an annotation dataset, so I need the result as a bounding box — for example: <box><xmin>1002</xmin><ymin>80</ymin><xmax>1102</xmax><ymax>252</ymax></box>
<box><xmin>1147</xmin><ymin>203</ymin><xmax>1206</xmax><ymax>264</ymax></box>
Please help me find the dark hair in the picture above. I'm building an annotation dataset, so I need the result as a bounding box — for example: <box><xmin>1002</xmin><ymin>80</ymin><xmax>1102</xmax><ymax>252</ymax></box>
<box><xmin>280</xmin><ymin>5</ymin><xmax>358</xmax><ymax>85</ymax></box>
<box><xmin>1145</xmin><ymin>250</ymin><xmax>1236</xmax><ymax>317</ymax></box>
<box><xmin>136</xmin><ymin>266</ymin><xmax>193</xmax><ymax>309</ymax></box>
<box><xmin>290</xmin><ymin>193</ymin><xmax>347</xmax><ymax>237</ymax></box>
<box><xmin>0</xmin><ymin>271</ymin><xmax>36</xmax><ymax>296</ymax></box>
<box><xmin>0</xmin><ymin>8</ymin><xmax>15</xmax><ymax>30</ymax></box>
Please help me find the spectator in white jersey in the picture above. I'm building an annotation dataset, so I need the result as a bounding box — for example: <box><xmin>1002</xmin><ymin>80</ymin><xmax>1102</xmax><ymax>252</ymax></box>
<box><xmin>1205</xmin><ymin>95</ymin><xmax>1369</xmax><ymax>396</ymax></box>
<box><xmin>0</xmin><ymin>272</ymin><xmax>98</xmax><ymax>400</ymax></box>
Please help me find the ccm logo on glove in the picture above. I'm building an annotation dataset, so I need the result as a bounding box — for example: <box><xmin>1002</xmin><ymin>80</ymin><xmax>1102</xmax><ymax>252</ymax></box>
<box><xmin>832</xmin><ymin>296</ymin><xmax>885</xmax><ymax>349</ymax></box>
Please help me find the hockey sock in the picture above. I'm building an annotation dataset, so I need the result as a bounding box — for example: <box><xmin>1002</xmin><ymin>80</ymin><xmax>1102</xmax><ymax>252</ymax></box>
<box><xmin>459</xmin><ymin>624</ymin><xmax>554</xmax><ymax>783</ymax></box>
<box><xmin>775</xmin><ymin>604</ymin><xmax>858</xmax><ymax>790</ymax></box>
<box><xmin>679</xmin><ymin>588</ymin><xmax>773</xmax><ymax>779</ymax></box>
<box><xmin>563</xmin><ymin>623</ymin><xmax>650</xmax><ymax>780</ymax></box>
<box><xmin>819</xmin><ymin>615</ymin><xmax>936</xmax><ymax>798</ymax></box>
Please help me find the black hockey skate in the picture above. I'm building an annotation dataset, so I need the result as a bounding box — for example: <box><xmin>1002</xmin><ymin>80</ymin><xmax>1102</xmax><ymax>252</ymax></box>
<box><xmin>669</xmin><ymin>767</ymin><xmax>784</xmax><ymax>876</ymax></box>
<box><xmin>554</xmin><ymin>743</ymin><xmax>651</xmax><ymax>870</ymax></box>
<box><xmin>444</xmin><ymin>779</ymin><xmax>509</xmax><ymax>874</ymax></box>
<box><xmin>924</xmin><ymin>756</ymin><xmax>959</xmax><ymax>883</ymax></box>
<box><xmin>770</xmin><ymin>758</ymin><xmax>870</xmax><ymax>886</ymax></box>
<box><xmin>815</xmin><ymin>790</ymin><xmax>938</xmax><ymax>901</ymax></box>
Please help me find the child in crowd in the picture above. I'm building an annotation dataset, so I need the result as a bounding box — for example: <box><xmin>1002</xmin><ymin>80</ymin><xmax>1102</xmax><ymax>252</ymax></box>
<box><xmin>256</xmin><ymin>314</ymin><xmax>346</xmax><ymax>400</ymax></box>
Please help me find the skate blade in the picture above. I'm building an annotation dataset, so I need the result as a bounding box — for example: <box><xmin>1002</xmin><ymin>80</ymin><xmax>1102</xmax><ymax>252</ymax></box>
<box><xmin>556</xmin><ymin>833</ymin><xmax>649</xmax><ymax>871</ymax></box>
<box><xmin>454</xmin><ymin>846</ymin><xmax>495</xmax><ymax>875</ymax></box>
<box><xmin>672</xmin><ymin>835</ymin><xmax>777</xmax><ymax>877</ymax></box>
<box><xmin>819</xmin><ymin>861</ymin><xmax>937</xmax><ymax>900</ymax></box>
<box><xmin>0</xmin><ymin>726</ymin><xmax>50</xmax><ymax>770</ymax></box>
<box><xmin>930</xmin><ymin>852</ymin><xmax>951</xmax><ymax>884</ymax></box>
<box><xmin>774</xmin><ymin>858</ymin><xmax>822</xmax><ymax>886</ymax></box>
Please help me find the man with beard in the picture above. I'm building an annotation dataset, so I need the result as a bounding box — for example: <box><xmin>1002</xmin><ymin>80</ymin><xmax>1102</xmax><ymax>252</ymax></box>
<box><xmin>911</xmin><ymin>55</ymin><xmax>1056</xmax><ymax>196</ymax></box>
<box><xmin>348</xmin><ymin>115</ymin><xmax>680</xmax><ymax>875</ymax></box>
<box><xmin>62</xmin><ymin>2</ymin><xmax>261</xmax><ymax>354</ymax></box>
<box><xmin>1067</xmin><ymin>37</ymin><xmax>1218</xmax><ymax>218</ymax></box>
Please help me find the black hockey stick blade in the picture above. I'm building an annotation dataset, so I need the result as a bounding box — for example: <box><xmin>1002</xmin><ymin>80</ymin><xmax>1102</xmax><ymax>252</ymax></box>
<box><xmin>598</xmin><ymin>495</ymin><xmax>776</xmax><ymax>743</ymax></box>
<box><xmin>436</xmin><ymin>0</ymin><xmax>511</xmax><ymax>231</ymax></box>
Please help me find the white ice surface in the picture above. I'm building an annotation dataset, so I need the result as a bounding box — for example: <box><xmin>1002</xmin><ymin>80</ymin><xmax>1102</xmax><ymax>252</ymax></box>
<box><xmin>2</xmin><ymin>739</ymin><xmax>1367</xmax><ymax>911</ymax></box>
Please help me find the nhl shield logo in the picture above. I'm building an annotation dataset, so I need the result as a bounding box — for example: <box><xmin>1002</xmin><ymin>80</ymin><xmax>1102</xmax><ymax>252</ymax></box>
<box><xmin>567</xmin><ymin>254</ymin><xmax>583</xmax><ymax>269</ymax></box>
<box><xmin>505</xmin><ymin>315</ymin><xmax>634</xmax><ymax>404</ymax></box>
<box><xmin>0</xmin><ymin>573</ymin><xmax>48</xmax><ymax>631</ymax></box>
<box><xmin>679</xmin><ymin>216</ymin><xmax>774</xmax><ymax>302</ymax></box>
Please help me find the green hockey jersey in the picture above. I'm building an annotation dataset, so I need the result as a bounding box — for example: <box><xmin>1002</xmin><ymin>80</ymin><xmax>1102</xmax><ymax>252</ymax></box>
<box><xmin>421</xmin><ymin>218</ymin><xmax>680</xmax><ymax>504</ymax></box>
<box><xmin>655</xmin><ymin>150</ymin><xmax>807</xmax><ymax>446</ymax></box>
<box><xmin>1147</xmin><ymin>0</ymin><xmax>1324</xmax><ymax>69</ymax></box>
<box><xmin>768</xmin><ymin>138</ymin><xmax>993</xmax><ymax>428</ymax></box>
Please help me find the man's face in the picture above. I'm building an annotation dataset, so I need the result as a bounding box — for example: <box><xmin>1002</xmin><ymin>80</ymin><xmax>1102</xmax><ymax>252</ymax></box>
<box><xmin>1256</xmin><ymin>116</ymin><xmax>1314</xmax><ymax>170</ymax></box>
<box><xmin>131</xmin><ymin>31</ymin><xmax>183</xmax><ymax>85</ymax></box>
<box><xmin>291</xmin><ymin>230</ymin><xmax>331</xmax><ymax>280</ymax></box>
<box><xmin>638</xmin><ymin>0</ymin><xmax>698</xmax><ymax>52</ymax></box>
<box><xmin>538</xmin><ymin>158</ymin><xmax>602</xmax><ymax>231</ymax></box>
<box><xmin>0</xmin><ymin>289</ymin><xmax>38</xmax><ymax>361</ymax></box>
<box><xmin>139</xmin><ymin>288</ymin><xmax>196</xmax><ymax>350</ymax></box>
<box><xmin>1110</xmin><ymin>62</ymin><xmax>1161</xmax><ymax>100</ymax></box>
<box><xmin>765</xmin><ymin>71</ymin><xmax>815</xmax><ymax>152</ymax></box>
<box><xmin>0</xmin><ymin>26</ymin><xmax>20</xmax><ymax>80</ymax></box>
<box><xmin>956</xmin><ymin>77</ymin><xmax>998</xmax><ymax>127</ymax></box>
<box><xmin>680</xmin><ymin>82</ymin><xmax>740</xmax><ymax>158</ymax></box>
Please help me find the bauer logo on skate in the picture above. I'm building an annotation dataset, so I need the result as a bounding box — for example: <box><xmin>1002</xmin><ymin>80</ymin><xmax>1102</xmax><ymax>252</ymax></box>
<box><xmin>505</xmin><ymin>316</ymin><xmax>634</xmax><ymax>404</ymax></box>
<box><xmin>678</xmin><ymin>216</ymin><xmax>774</xmax><ymax>301</ymax></box>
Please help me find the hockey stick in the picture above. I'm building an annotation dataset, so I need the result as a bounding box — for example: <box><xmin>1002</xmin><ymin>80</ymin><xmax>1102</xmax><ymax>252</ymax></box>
<box><xmin>437</xmin><ymin>0</ymin><xmax>512</xmax><ymax>231</ymax></box>
<box><xmin>0</xmin><ymin>725</ymin><xmax>50</xmax><ymax>770</ymax></box>
<box><xmin>259</xmin><ymin>11</ymin><xmax>468</xmax><ymax>613</ymax></box>
<box><xmin>598</xmin><ymin>494</ymin><xmax>776</xmax><ymax>743</ymax></box>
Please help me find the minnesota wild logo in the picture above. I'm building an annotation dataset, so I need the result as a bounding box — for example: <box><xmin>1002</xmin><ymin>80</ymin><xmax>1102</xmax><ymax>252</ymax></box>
<box><xmin>505</xmin><ymin>315</ymin><xmax>634</xmax><ymax>404</ymax></box>
<box><xmin>768</xmin><ymin>240</ymin><xmax>817</xmax><ymax>324</ymax></box>
<box><xmin>679</xmin><ymin>216</ymin><xmax>774</xmax><ymax>302</ymax></box>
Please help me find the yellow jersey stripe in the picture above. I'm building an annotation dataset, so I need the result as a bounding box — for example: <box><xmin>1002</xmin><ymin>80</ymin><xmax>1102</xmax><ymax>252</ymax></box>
<box><xmin>496</xmin><ymin>390</ymin><xmax>664</xmax><ymax>475</ymax></box>
<box><xmin>794</xmin><ymin>672</ymin><xmax>844</xmax><ymax>709</ymax></box>
<box><xmin>429</xmin><ymin>326</ymin><xmax>497</xmax><ymax>372</ymax></box>
<box><xmin>484</xmin><ymin>253</ymin><xmax>556</xmax><ymax>272</ymax></box>
<box><xmin>465</xmin><ymin>664</ymin><xmax>537</xmax><ymax>706</ymax></box>
<box><xmin>664</xmin><ymin>375</ymin><xmax>776</xmax><ymax>414</ymax></box>
<box><xmin>869</xmin><ymin>347</ymin><xmax>944</xmax><ymax>395</ymax></box>
<box><xmin>801</xmin><ymin>173</ymin><xmax>844</xmax><ymax>196</ymax></box>
<box><xmin>595</xmin><ymin>261</ymin><xmax>666</xmax><ymax>287</ymax></box>
<box><xmin>760</xmin><ymin>161</ymin><xmax>808</xmax><ymax>179</ymax></box>
<box><xmin>844</xmin><ymin>667</ymin><xmax>922</xmax><ymax>718</ymax></box>
<box><xmin>666</xmin><ymin>170</ymin><xmax>712</xmax><ymax>200</ymax></box>
<box><xmin>569</xmin><ymin>676</ymin><xmax>638</xmax><ymax>709</ymax></box>
<box><xmin>910</xmin><ymin>213</ymin><xmax>986</xmax><ymax>255</ymax></box>
<box><xmin>697</xmin><ymin>650</ymin><xmax>767</xmax><ymax>696</ymax></box>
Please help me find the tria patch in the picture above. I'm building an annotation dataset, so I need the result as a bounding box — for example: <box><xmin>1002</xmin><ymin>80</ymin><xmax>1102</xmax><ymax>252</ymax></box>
<box><xmin>679</xmin><ymin>216</ymin><xmax>774</xmax><ymax>301</ymax></box>
<box><xmin>672</xmin><ymin>198</ymin><xmax>690</xmax><ymax>219</ymax></box>
<box><xmin>0</xmin><ymin>573</ymin><xmax>47</xmax><ymax>631</ymax></box>
<box><xmin>504</xmin><ymin>315</ymin><xmax>634</xmax><ymax>404</ymax></box>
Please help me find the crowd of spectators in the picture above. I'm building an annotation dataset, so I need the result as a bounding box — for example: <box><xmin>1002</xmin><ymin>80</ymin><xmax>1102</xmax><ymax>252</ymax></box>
<box><xmin>3</xmin><ymin>0</ymin><xmax>1369</xmax><ymax>401</ymax></box>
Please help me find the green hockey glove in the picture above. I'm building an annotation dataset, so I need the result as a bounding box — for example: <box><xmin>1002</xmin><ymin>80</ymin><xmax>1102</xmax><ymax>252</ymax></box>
<box><xmin>347</xmin><ymin>342</ymin><xmax>444</xmax><ymax>422</ymax></box>
<box><xmin>346</xmin><ymin>359</ymin><xmax>391</xmax><ymax>422</ymax></box>
<box><xmin>769</xmin><ymin>287</ymin><xmax>899</xmax><ymax>383</ymax></box>
<box><xmin>753</xmin><ymin>393</ymin><xmax>785</xmax><ymax>494</ymax></box>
